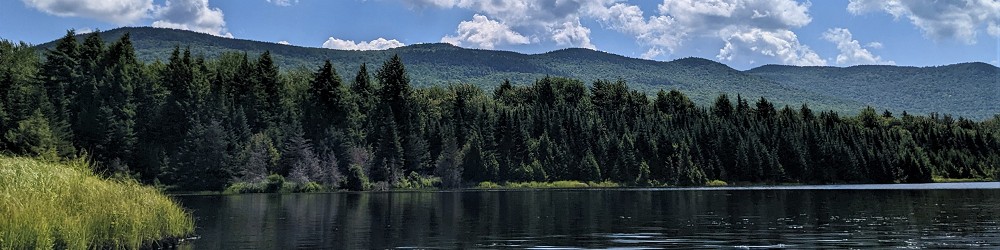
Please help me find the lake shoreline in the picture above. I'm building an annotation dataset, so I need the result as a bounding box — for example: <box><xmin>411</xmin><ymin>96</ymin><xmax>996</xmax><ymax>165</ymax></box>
<box><xmin>167</xmin><ymin>179</ymin><xmax>1000</xmax><ymax>196</ymax></box>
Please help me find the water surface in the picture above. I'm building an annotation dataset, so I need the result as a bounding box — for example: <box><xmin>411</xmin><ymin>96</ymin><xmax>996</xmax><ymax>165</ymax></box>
<box><xmin>176</xmin><ymin>182</ymin><xmax>1000</xmax><ymax>249</ymax></box>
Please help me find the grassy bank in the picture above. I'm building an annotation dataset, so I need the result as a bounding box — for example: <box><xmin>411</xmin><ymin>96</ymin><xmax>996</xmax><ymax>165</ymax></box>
<box><xmin>474</xmin><ymin>180</ymin><xmax>621</xmax><ymax>189</ymax></box>
<box><xmin>0</xmin><ymin>156</ymin><xmax>194</xmax><ymax>249</ymax></box>
<box><xmin>932</xmin><ymin>176</ymin><xmax>996</xmax><ymax>183</ymax></box>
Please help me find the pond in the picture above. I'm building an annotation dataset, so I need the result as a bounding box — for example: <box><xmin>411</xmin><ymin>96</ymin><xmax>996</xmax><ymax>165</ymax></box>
<box><xmin>175</xmin><ymin>182</ymin><xmax>1000</xmax><ymax>249</ymax></box>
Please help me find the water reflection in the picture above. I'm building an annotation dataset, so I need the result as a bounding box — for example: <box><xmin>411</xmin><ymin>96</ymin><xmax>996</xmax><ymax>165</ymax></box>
<box><xmin>176</xmin><ymin>183</ymin><xmax>1000</xmax><ymax>249</ymax></box>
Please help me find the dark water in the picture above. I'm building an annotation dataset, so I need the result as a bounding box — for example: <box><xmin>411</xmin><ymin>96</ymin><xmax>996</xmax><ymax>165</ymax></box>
<box><xmin>175</xmin><ymin>182</ymin><xmax>1000</xmax><ymax>249</ymax></box>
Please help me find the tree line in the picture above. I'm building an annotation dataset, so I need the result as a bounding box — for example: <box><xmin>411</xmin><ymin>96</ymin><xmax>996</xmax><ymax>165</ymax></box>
<box><xmin>1</xmin><ymin>31</ymin><xmax>997</xmax><ymax>191</ymax></box>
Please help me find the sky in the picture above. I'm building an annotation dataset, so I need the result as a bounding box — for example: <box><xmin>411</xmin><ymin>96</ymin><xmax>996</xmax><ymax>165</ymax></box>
<box><xmin>1</xmin><ymin>0</ymin><xmax>999</xmax><ymax>70</ymax></box>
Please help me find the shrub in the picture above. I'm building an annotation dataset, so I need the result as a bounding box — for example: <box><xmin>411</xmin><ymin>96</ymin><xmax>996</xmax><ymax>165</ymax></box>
<box><xmin>296</xmin><ymin>181</ymin><xmax>324</xmax><ymax>193</ymax></box>
<box><xmin>395</xmin><ymin>172</ymin><xmax>440</xmax><ymax>189</ymax></box>
<box><xmin>706</xmin><ymin>179</ymin><xmax>728</xmax><ymax>186</ymax></box>
<box><xmin>265</xmin><ymin>174</ymin><xmax>286</xmax><ymax>192</ymax></box>
<box><xmin>344</xmin><ymin>164</ymin><xmax>370</xmax><ymax>191</ymax></box>
<box><xmin>476</xmin><ymin>181</ymin><xmax>500</xmax><ymax>189</ymax></box>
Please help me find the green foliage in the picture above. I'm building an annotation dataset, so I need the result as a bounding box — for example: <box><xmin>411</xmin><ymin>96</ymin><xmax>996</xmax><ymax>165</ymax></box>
<box><xmin>296</xmin><ymin>181</ymin><xmax>324</xmax><ymax>193</ymax></box>
<box><xmin>395</xmin><ymin>171</ymin><xmax>441</xmax><ymax>189</ymax></box>
<box><xmin>476</xmin><ymin>181</ymin><xmax>501</xmax><ymax>189</ymax></box>
<box><xmin>4</xmin><ymin>111</ymin><xmax>59</xmax><ymax>160</ymax></box>
<box><xmin>0</xmin><ymin>156</ymin><xmax>193</xmax><ymax>249</ymax></box>
<box><xmin>2</xmin><ymin>30</ymin><xmax>997</xmax><ymax>194</ymax></box>
<box><xmin>706</xmin><ymin>180</ymin><xmax>728</xmax><ymax>186</ymax></box>
<box><xmin>580</xmin><ymin>151</ymin><xmax>602</xmax><ymax>182</ymax></box>
<box><xmin>265</xmin><ymin>174</ymin><xmax>286</xmax><ymax>192</ymax></box>
<box><xmin>344</xmin><ymin>164</ymin><xmax>370</xmax><ymax>191</ymax></box>
<box><xmin>636</xmin><ymin>161</ymin><xmax>652</xmax><ymax>187</ymax></box>
<box><xmin>475</xmin><ymin>180</ymin><xmax>617</xmax><ymax>189</ymax></box>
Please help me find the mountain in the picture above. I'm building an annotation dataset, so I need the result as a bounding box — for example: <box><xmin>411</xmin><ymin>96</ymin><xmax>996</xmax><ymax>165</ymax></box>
<box><xmin>747</xmin><ymin>63</ymin><xmax>1000</xmax><ymax>119</ymax></box>
<box><xmin>35</xmin><ymin>27</ymin><xmax>999</xmax><ymax>118</ymax></box>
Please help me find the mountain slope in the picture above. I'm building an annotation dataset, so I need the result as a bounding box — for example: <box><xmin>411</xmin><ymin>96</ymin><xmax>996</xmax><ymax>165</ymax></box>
<box><xmin>747</xmin><ymin>63</ymin><xmax>1000</xmax><ymax>119</ymax></box>
<box><xmin>37</xmin><ymin>27</ymin><xmax>998</xmax><ymax>117</ymax></box>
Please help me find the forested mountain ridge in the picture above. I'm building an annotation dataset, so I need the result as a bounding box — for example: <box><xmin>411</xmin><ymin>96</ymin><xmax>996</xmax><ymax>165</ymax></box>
<box><xmin>35</xmin><ymin>27</ymin><xmax>857</xmax><ymax>112</ymax></box>
<box><xmin>34</xmin><ymin>27</ymin><xmax>997</xmax><ymax>117</ymax></box>
<box><xmin>748</xmin><ymin>63</ymin><xmax>1000</xmax><ymax>119</ymax></box>
<box><xmin>4</xmin><ymin>31</ymin><xmax>999</xmax><ymax>192</ymax></box>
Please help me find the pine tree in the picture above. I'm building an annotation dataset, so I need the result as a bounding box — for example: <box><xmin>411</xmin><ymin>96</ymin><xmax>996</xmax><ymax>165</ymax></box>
<box><xmin>38</xmin><ymin>30</ymin><xmax>79</xmax><ymax>157</ymax></box>
<box><xmin>94</xmin><ymin>33</ymin><xmax>140</xmax><ymax>171</ymax></box>
<box><xmin>169</xmin><ymin>119</ymin><xmax>230</xmax><ymax>191</ymax></box>
<box><xmin>580</xmin><ymin>150</ymin><xmax>602</xmax><ymax>182</ymax></box>
<box><xmin>712</xmin><ymin>94</ymin><xmax>733</xmax><ymax>118</ymax></box>
<box><xmin>351</xmin><ymin>63</ymin><xmax>376</xmax><ymax>144</ymax></box>
<box><xmin>435</xmin><ymin>129</ymin><xmax>464</xmax><ymax>188</ymax></box>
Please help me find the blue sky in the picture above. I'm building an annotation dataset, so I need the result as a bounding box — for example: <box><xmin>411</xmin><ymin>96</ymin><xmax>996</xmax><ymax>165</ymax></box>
<box><xmin>2</xmin><ymin>0</ymin><xmax>998</xmax><ymax>70</ymax></box>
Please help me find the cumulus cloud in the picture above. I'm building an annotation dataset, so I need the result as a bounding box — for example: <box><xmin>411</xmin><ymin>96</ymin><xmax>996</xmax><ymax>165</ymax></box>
<box><xmin>417</xmin><ymin>0</ymin><xmax>825</xmax><ymax>64</ymax></box>
<box><xmin>822</xmin><ymin>28</ymin><xmax>893</xmax><ymax>66</ymax></box>
<box><xmin>152</xmin><ymin>0</ymin><xmax>232</xmax><ymax>38</ymax></box>
<box><xmin>847</xmin><ymin>0</ymin><xmax>1000</xmax><ymax>44</ymax></box>
<box><xmin>551</xmin><ymin>18</ymin><xmax>595</xmax><ymax>49</ymax></box>
<box><xmin>21</xmin><ymin>0</ymin><xmax>153</xmax><ymax>24</ymax></box>
<box><xmin>589</xmin><ymin>2</ymin><xmax>683</xmax><ymax>58</ymax></box>
<box><xmin>322</xmin><ymin>37</ymin><xmax>405</xmax><ymax>51</ymax></box>
<box><xmin>717</xmin><ymin>27</ymin><xmax>825</xmax><ymax>66</ymax></box>
<box><xmin>277</xmin><ymin>40</ymin><xmax>290</xmax><ymax>45</ymax></box>
<box><xmin>865</xmin><ymin>41</ymin><xmax>883</xmax><ymax>49</ymax></box>
<box><xmin>588</xmin><ymin>0</ymin><xmax>823</xmax><ymax>65</ymax></box>
<box><xmin>441</xmin><ymin>14</ymin><xmax>530</xmax><ymax>49</ymax></box>
<box><xmin>266</xmin><ymin>0</ymin><xmax>297</xmax><ymax>7</ymax></box>
<box><xmin>24</xmin><ymin>0</ymin><xmax>234</xmax><ymax>38</ymax></box>
<box><xmin>415</xmin><ymin>0</ymin><xmax>605</xmax><ymax>49</ymax></box>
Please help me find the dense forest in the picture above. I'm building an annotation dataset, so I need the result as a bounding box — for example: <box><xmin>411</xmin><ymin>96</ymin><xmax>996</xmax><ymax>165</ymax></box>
<box><xmin>2</xmin><ymin>31</ymin><xmax>998</xmax><ymax>191</ymax></box>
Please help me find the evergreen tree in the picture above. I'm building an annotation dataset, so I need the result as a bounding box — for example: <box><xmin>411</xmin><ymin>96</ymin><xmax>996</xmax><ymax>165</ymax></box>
<box><xmin>94</xmin><ymin>33</ymin><xmax>140</xmax><ymax>172</ymax></box>
<box><xmin>38</xmin><ymin>30</ymin><xmax>79</xmax><ymax>157</ymax></box>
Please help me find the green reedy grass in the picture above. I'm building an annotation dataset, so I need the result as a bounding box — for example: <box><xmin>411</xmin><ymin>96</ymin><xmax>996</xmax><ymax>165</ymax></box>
<box><xmin>475</xmin><ymin>180</ymin><xmax>621</xmax><ymax>189</ymax></box>
<box><xmin>0</xmin><ymin>156</ymin><xmax>194</xmax><ymax>249</ymax></box>
<box><xmin>931</xmin><ymin>176</ymin><xmax>994</xmax><ymax>183</ymax></box>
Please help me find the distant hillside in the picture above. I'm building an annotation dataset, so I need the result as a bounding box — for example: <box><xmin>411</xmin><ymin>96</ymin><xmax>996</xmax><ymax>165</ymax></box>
<box><xmin>747</xmin><ymin>63</ymin><xmax>1000</xmax><ymax>119</ymax></box>
<box><xmin>35</xmin><ymin>27</ymin><xmax>999</xmax><ymax>118</ymax></box>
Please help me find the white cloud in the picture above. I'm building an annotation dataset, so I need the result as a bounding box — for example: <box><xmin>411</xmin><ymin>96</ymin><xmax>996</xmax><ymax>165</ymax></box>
<box><xmin>441</xmin><ymin>14</ymin><xmax>530</xmax><ymax>49</ymax></box>
<box><xmin>586</xmin><ymin>0</ymin><xmax>822</xmax><ymax>65</ymax></box>
<box><xmin>266</xmin><ymin>0</ymin><xmax>296</xmax><ymax>7</ymax></box>
<box><xmin>591</xmin><ymin>2</ymin><xmax>688</xmax><ymax>58</ymax></box>
<box><xmin>717</xmin><ymin>27</ymin><xmax>825</xmax><ymax>66</ymax></box>
<box><xmin>822</xmin><ymin>28</ymin><xmax>893</xmax><ymax>66</ymax></box>
<box><xmin>152</xmin><ymin>0</ymin><xmax>232</xmax><ymax>38</ymax></box>
<box><xmin>322</xmin><ymin>37</ymin><xmax>405</xmax><ymax>51</ymax></box>
<box><xmin>21</xmin><ymin>0</ymin><xmax>152</xmax><ymax>24</ymax></box>
<box><xmin>416</xmin><ymin>0</ymin><xmax>824</xmax><ymax>64</ymax></box>
<box><xmin>24</xmin><ymin>0</ymin><xmax>235</xmax><ymax>38</ymax></box>
<box><xmin>277</xmin><ymin>40</ymin><xmax>290</xmax><ymax>45</ymax></box>
<box><xmin>847</xmin><ymin>0</ymin><xmax>1000</xmax><ymax>43</ymax></box>
<box><xmin>865</xmin><ymin>41</ymin><xmax>883</xmax><ymax>49</ymax></box>
<box><xmin>551</xmin><ymin>18</ymin><xmax>595</xmax><ymax>49</ymax></box>
<box><xmin>415</xmin><ymin>0</ymin><xmax>605</xmax><ymax>49</ymax></box>
<box><xmin>76</xmin><ymin>28</ymin><xmax>94</xmax><ymax>34</ymax></box>
<box><xmin>641</xmin><ymin>48</ymin><xmax>666</xmax><ymax>59</ymax></box>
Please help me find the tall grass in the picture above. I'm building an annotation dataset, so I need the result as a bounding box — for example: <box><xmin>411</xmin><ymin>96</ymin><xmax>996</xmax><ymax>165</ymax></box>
<box><xmin>0</xmin><ymin>156</ymin><xmax>194</xmax><ymax>249</ymax></box>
